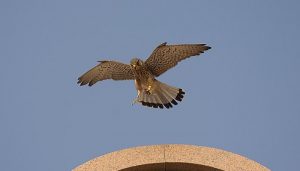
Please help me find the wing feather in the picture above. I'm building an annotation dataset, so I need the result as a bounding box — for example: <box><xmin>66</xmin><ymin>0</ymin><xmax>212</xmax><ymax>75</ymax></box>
<box><xmin>145</xmin><ymin>42</ymin><xmax>211</xmax><ymax>76</ymax></box>
<box><xmin>77</xmin><ymin>60</ymin><xmax>134</xmax><ymax>86</ymax></box>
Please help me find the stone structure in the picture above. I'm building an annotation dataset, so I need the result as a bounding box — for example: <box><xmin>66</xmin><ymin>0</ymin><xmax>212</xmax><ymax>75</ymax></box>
<box><xmin>73</xmin><ymin>144</ymin><xmax>270</xmax><ymax>171</ymax></box>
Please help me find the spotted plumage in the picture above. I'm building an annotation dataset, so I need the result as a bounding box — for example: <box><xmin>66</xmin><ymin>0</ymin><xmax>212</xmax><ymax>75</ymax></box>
<box><xmin>77</xmin><ymin>42</ymin><xmax>211</xmax><ymax>109</ymax></box>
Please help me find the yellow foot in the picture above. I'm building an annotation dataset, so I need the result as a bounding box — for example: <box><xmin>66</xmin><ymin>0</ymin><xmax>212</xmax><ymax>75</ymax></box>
<box><xmin>145</xmin><ymin>85</ymin><xmax>152</xmax><ymax>95</ymax></box>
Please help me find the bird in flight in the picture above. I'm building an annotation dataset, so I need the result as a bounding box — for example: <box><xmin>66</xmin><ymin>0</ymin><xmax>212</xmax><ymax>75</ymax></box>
<box><xmin>77</xmin><ymin>42</ymin><xmax>211</xmax><ymax>109</ymax></box>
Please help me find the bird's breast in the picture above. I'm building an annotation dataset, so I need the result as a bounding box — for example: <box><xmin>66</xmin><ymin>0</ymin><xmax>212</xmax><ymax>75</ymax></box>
<box><xmin>133</xmin><ymin>67</ymin><xmax>151</xmax><ymax>80</ymax></box>
<box><xmin>133</xmin><ymin>67</ymin><xmax>154</xmax><ymax>90</ymax></box>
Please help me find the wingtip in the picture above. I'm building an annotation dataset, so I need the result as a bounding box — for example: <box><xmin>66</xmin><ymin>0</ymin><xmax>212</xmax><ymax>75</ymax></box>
<box><xmin>77</xmin><ymin>79</ymin><xmax>83</xmax><ymax>85</ymax></box>
<box><xmin>199</xmin><ymin>44</ymin><xmax>211</xmax><ymax>50</ymax></box>
<box><xmin>77</xmin><ymin>80</ymin><xmax>88</xmax><ymax>86</ymax></box>
<box><xmin>97</xmin><ymin>60</ymin><xmax>109</xmax><ymax>63</ymax></box>
<box><xmin>158</xmin><ymin>42</ymin><xmax>167</xmax><ymax>48</ymax></box>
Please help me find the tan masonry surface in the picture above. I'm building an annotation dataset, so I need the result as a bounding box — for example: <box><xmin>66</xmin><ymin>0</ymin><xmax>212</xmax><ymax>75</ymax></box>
<box><xmin>73</xmin><ymin>144</ymin><xmax>270</xmax><ymax>171</ymax></box>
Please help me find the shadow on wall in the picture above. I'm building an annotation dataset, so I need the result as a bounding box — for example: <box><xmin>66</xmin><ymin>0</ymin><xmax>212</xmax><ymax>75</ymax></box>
<box><xmin>120</xmin><ymin>162</ymin><xmax>222</xmax><ymax>171</ymax></box>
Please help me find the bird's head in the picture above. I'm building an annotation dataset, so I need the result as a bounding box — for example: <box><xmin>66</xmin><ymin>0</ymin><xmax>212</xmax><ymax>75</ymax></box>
<box><xmin>130</xmin><ymin>58</ymin><xmax>143</xmax><ymax>69</ymax></box>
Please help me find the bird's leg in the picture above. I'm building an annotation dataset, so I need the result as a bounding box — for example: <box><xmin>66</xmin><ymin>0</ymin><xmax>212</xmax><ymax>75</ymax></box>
<box><xmin>132</xmin><ymin>90</ymin><xmax>141</xmax><ymax>105</ymax></box>
<box><xmin>132</xmin><ymin>98</ymin><xmax>138</xmax><ymax>105</ymax></box>
<box><xmin>145</xmin><ymin>85</ymin><xmax>152</xmax><ymax>95</ymax></box>
<box><xmin>145</xmin><ymin>78</ymin><xmax>156</xmax><ymax>95</ymax></box>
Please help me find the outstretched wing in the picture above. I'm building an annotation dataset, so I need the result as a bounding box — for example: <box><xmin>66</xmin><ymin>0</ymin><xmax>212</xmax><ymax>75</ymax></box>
<box><xmin>77</xmin><ymin>60</ymin><xmax>134</xmax><ymax>86</ymax></box>
<box><xmin>145</xmin><ymin>42</ymin><xmax>211</xmax><ymax>77</ymax></box>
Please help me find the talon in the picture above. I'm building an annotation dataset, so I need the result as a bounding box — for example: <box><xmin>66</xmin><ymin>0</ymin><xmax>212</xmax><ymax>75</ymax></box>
<box><xmin>132</xmin><ymin>92</ymin><xmax>140</xmax><ymax>105</ymax></box>
<box><xmin>147</xmin><ymin>85</ymin><xmax>152</xmax><ymax>91</ymax></box>
<box><xmin>132</xmin><ymin>98</ymin><xmax>139</xmax><ymax>105</ymax></box>
<box><xmin>146</xmin><ymin>85</ymin><xmax>152</xmax><ymax>95</ymax></box>
<box><xmin>145</xmin><ymin>90</ymin><xmax>150</xmax><ymax>95</ymax></box>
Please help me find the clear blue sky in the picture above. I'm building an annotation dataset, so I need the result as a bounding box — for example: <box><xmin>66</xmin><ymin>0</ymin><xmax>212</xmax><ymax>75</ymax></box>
<box><xmin>1</xmin><ymin>0</ymin><xmax>299</xmax><ymax>170</ymax></box>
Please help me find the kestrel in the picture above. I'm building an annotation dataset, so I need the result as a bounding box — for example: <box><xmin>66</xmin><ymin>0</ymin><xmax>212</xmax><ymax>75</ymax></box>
<box><xmin>77</xmin><ymin>42</ymin><xmax>211</xmax><ymax>109</ymax></box>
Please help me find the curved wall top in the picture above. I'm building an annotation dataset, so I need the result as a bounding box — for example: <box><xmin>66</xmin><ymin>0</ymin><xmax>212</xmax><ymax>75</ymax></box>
<box><xmin>73</xmin><ymin>144</ymin><xmax>270</xmax><ymax>171</ymax></box>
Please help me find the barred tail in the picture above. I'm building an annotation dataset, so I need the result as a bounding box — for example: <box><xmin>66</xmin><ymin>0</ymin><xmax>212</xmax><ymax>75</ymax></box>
<box><xmin>138</xmin><ymin>80</ymin><xmax>185</xmax><ymax>109</ymax></box>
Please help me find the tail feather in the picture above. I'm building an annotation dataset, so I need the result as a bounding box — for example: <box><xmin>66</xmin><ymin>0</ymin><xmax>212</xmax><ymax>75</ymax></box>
<box><xmin>146</xmin><ymin>95</ymin><xmax>157</xmax><ymax>108</ymax></box>
<box><xmin>140</xmin><ymin>91</ymin><xmax>146</xmax><ymax>102</ymax></box>
<box><xmin>164</xmin><ymin>88</ymin><xmax>177</xmax><ymax>101</ymax></box>
<box><xmin>152</xmin><ymin>94</ymin><xmax>164</xmax><ymax>109</ymax></box>
<box><xmin>164</xmin><ymin>84</ymin><xmax>178</xmax><ymax>96</ymax></box>
<box><xmin>156</xmin><ymin>90</ymin><xmax>172</xmax><ymax>109</ymax></box>
<box><xmin>137</xmin><ymin>80</ymin><xmax>185</xmax><ymax>109</ymax></box>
